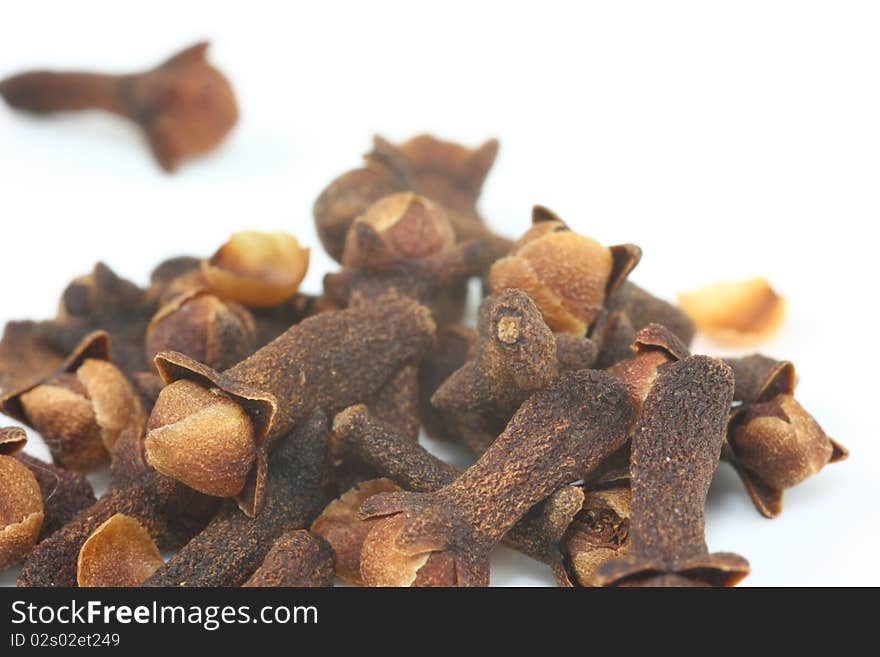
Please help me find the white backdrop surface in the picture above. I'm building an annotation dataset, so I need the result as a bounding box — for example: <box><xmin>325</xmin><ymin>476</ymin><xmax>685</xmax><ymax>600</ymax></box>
<box><xmin>1</xmin><ymin>1</ymin><xmax>877</xmax><ymax>586</ymax></box>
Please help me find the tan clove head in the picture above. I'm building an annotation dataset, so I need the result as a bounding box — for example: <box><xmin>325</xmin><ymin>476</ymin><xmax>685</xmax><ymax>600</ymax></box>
<box><xmin>145</xmin><ymin>379</ymin><xmax>256</xmax><ymax>498</ymax></box>
<box><xmin>0</xmin><ymin>426</ymin><xmax>27</xmax><ymax>456</ymax></box>
<box><xmin>0</xmin><ymin>454</ymin><xmax>44</xmax><ymax>570</ymax></box>
<box><xmin>342</xmin><ymin>192</ymin><xmax>456</xmax><ymax>268</ymax></box>
<box><xmin>77</xmin><ymin>514</ymin><xmax>164</xmax><ymax>587</ymax></box>
<box><xmin>201</xmin><ymin>231</ymin><xmax>310</xmax><ymax>308</ymax></box>
<box><xmin>146</xmin><ymin>291</ymin><xmax>257</xmax><ymax>371</ymax></box>
<box><xmin>19</xmin><ymin>358</ymin><xmax>144</xmax><ymax>471</ymax></box>
<box><xmin>731</xmin><ymin>394</ymin><xmax>840</xmax><ymax>490</ymax></box>
<box><xmin>490</xmin><ymin>217</ymin><xmax>613</xmax><ymax>334</ymax></box>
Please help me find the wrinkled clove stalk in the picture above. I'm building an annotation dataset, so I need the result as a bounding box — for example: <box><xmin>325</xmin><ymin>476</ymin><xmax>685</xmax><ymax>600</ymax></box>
<box><xmin>2</xmin><ymin>332</ymin><xmax>147</xmax><ymax>471</ymax></box>
<box><xmin>314</xmin><ymin>134</ymin><xmax>509</xmax><ymax>265</ymax></box>
<box><xmin>0</xmin><ymin>42</ymin><xmax>238</xmax><ymax>172</ymax></box>
<box><xmin>323</xmin><ymin>192</ymin><xmax>488</xmax><ymax>325</ymax></box>
<box><xmin>432</xmin><ymin>289</ymin><xmax>596</xmax><ymax>453</ymax></box>
<box><xmin>18</xmin><ymin>413</ymin><xmax>218</xmax><ymax>587</ymax></box>
<box><xmin>722</xmin><ymin>355</ymin><xmax>847</xmax><ymax>518</ymax></box>
<box><xmin>489</xmin><ymin>206</ymin><xmax>640</xmax><ymax>335</ymax></box>
<box><xmin>145</xmin><ymin>293</ymin><xmax>435</xmax><ymax>515</ymax></box>
<box><xmin>560</xmin><ymin>486</ymin><xmax>631</xmax><ymax>587</ymax></box>
<box><xmin>605</xmin><ymin>280</ymin><xmax>696</xmax><ymax>346</ymax></box>
<box><xmin>77</xmin><ymin>514</ymin><xmax>164</xmax><ymax>587</ymax></box>
<box><xmin>0</xmin><ymin>452</ymin><xmax>44</xmax><ymax>571</ymax></box>
<box><xmin>590</xmin><ymin>310</ymin><xmax>637</xmax><ymax>369</ymax></box>
<box><xmin>243</xmin><ymin>530</ymin><xmax>335</xmax><ymax>588</ymax></box>
<box><xmin>595</xmin><ymin>356</ymin><xmax>749</xmax><ymax>587</ymax></box>
<box><xmin>145</xmin><ymin>413</ymin><xmax>330</xmax><ymax>587</ymax></box>
<box><xmin>320</xmin><ymin>408</ymin><xmax>587</xmax><ymax>585</ymax></box>
<box><xmin>145</xmin><ymin>289</ymin><xmax>257</xmax><ymax>372</ymax></box>
<box><xmin>16</xmin><ymin>453</ymin><xmax>96</xmax><ymax>540</ymax></box>
<box><xmin>357</xmin><ymin>370</ymin><xmax>634</xmax><ymax>586</ymax></box>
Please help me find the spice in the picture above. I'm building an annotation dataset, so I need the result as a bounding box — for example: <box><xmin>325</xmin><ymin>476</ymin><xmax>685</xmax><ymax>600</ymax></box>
<box><xmin>591</xmin><ymin>311</ymin><xmax>636</xmax><ymax>369</ymax></box>
<box><xmin>678</xmin><ymin>277</ymin><xmax>786</xmax><ymax>345</ymax></box>
<box><xmin>323</xmin><ymin>406</ymin><xmax>593</xmax><ymax>584</ymax></box>
<box><xmin>145</xmin><ymin>412</ymin><xmax>330</xmax><ymax>587</ymax></box>
<box><xmin>145</xmin><ymin>293</ymin><xmax>435</xmax><ymax>515</ymax></box>
<box><xmin>0</xmin><ymin>453</ymin><xmax>44</xmax><ymax>571</ymax></box>
<box><xmin>489</xmin><ymin>207</ymin><xmax>640</xmax><ymax>334</ymax></box>
<box><xmin>2</xmin><ymin>332</ymin><xmax>147</xmax><ymax>471</ymax></box>
<box><xmin>201</xmin><ymin>231</ymin><xmax>310</xmax><ymax>308</ymax></box>
<box><xmin>725</xmin><ymin>354</ymin><xmax>796</xmax><ymax>405</ymax></box>
<box><xmin>244</xmin><ymin>530</ymin><xmax>335</xmax><ymax>588</ymax></box>
<box><xmin>77</xmin><ymin>514</ymin><xmax>164</xmax><ymax>587</ymax></box>
<box><xmin>16</xmin><ymin>453</ymin><xmax>96</xmax><ymax>540</ymax></box>
<box><xmin>431</xmin><ymin>289</ymin><xmax>596</xmax><ymax>453</ymax></box>
<box><xmin>595</xmin><ymin>356</ymin><xmax>749</xmax><ymax>587</ymax></box>
<box><xmin>145</xmin><ymin>290</ymin><xmax>257</xmax><ymax>372</ymax></box>
<box><xmin>0</xmin><ymin>425</ymin><xmax>27</xmax><ymax>455</ymax></box>
<box><xmin>605</xmin><ymin>280</ymin><xmax>696</xmax><ymax>346</ymax></box>
<box><xmin>314</xmin><ymin>134</ymin><xmax>509</xmax><ymax>265</ymax></box>
<box><xmin>323</xmin><ymin>192</ymin><xmax>488</xmax><ymax>324</ymax></box>
<box><xmin>358</xmin><ymin>370</ymin><xmax>634</xmax><ymax>586</ymax></box>
<box><xmin>0</xmin><ymin>42</ymin><xmax>238</xmax><ymax>172</ymax></box>
<box><xmin>560</xmin><ymin>486</ymin><xmax>631</xmax><ymax>587</ymax></box>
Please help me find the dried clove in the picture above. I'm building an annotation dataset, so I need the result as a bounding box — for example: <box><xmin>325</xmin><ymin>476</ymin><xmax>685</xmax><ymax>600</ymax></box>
<box><xmin>77</xmin><ymin>514</ymin><xmax>164</xmax><ymax>587</ymax></box>
<box><xmin>201</xmin><ymin>231</ymin><xmax>310</xmax><ymax>308</ymax></box>
<box><xmin>243</xmin><ymin>530</ymin><xmax>336</xmax><ymax>588</ymax></box>
<box><xmin>489</xmin><ymin>207</ymin><xmax>640</xmax><ymax>335</ymax></box>
<box><xmin>604</xmin><ymin>280</ymin><xmax>696</xmax><ymax>346</ymax></box>
<box><xmin>16</xmin><ymin>453</ymin><xmax>96</xmax><ymax>541</ymax></box>
<box><xmin>357</xmin><ymin>370</ymin><xmax>634</xmax><ymax>586</ymax></box>
<box><xmin>678</xmin><ymin>277</ymin><xmax>786</xmax><ymax>345</ymax></box>
<box><xmin>145</xmin><ymin>293</ymin><xmax>435</xmax><ymax>515</ymax></box>
<box><xmin>595</xmin><ymin>356</ymin><xmax>749</xmax><ymax>587</ymax></box>
<box><xmin>431</xmin><ymin>289</ymin><xmax>597</xmax><ymax>453</ymax></box>
<box><xmin>323</xmin><ymin>193</ymin><xmax>488</xmax><ymax>324</ymax></box>
<box><xmin>0</xmin><ymin>453</ymin><xmax>44</xmax><ymax>571</ymax></box>
<box><xmin>722</xmin><ymin>355</ymin><xmax>847</xmax><ymax>518</ymax></box>
<box><xmin>2</xmin><ymin>332</ymin><xmax>147</xmax><ymax>471</ymax></box>
<box><xmin>314</xmin><ymin>134</ymin><xmax>509</xmax><ymax>265</ymax></box>
<box><xmin>145</xmin><ymin>289</ymin><xmax>257</xmax><ymax>372</ymax></box>
<box><xmin>0</xmin><ymin>425</ymin><xmax>27</xmax><ymax>455</ymax></box>
<box><xmin>560</xmin><ymin>485</ymin><xmax>631</xmax><ymax>587</ymax></box>
<box><xmin>0</xmin><ymin>42</ymin><xmax>238</xmax><ymax>172</ymax></box>
<box><xmin>145</xmin><ymin>413</ymin><xmax>330</xmax><ymax>587</ymax></box>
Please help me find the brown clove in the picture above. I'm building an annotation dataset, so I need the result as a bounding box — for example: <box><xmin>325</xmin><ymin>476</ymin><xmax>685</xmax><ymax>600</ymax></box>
<box><xmin>145</xmin><ymin>293</ymin><xmax>435</xmax><ymax>515</ymax></box>
<box><xmin>145</xmin><ymin>412</ymin><xmax>330</xmax><ymax>587</ymax></box>
<box><xmin>595</xmin><ymin>356</ymin><xmax>749</xmax><ymax>587</ymax></box>
<box><xmin>77</xmin><ymin>514</ymin><xmax>164</xmax><ymax>587</ymax></box>
<box><xmin>605</xmin><ymin>280</ymin><xmax>696</xmax><ymax>346</ymax></box>
<box><xmin>1</xmin><ymin>42</ymin><xmax>238</xmax><ymax>172</ymax></box>
<box><xmin>357</xmin><ymin>369</ymin><xmax>634</xmax><ymax>586</ymax></box>
<box><xmin>0</xmin><ymin>453</ymin><xmax>44</xmax><ymax>571</ymax></box>
<box><xmin>16</xmin><ymin>453</ymin><xmax>96</xmax><ymax>541</ymax></box>
<box><xmin>243</xmin><ymin>530</ymin><xmax>336</xmax><ymax>588</ymax></box>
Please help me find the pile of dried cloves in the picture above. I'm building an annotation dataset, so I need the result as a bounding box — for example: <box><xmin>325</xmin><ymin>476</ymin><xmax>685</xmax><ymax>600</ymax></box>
<box><xmin>0</xmin><ymin>134</ymin><xmax>847</xmax><ymax>587</ymax></box>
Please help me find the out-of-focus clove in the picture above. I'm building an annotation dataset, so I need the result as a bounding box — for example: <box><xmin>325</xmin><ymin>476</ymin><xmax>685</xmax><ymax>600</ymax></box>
<box><xmin>0</xmin><ymin>42</ymin><xmax>238</xmax><ymax>172</ymax></box>
<box><xmin>489</xmin><ymin>207</ymin><xmax>640</xmax><ymax>335</ymax></box>
<box><xmin>146</xmin><ymin>293</ymin><xmax>435</xmax><ymax>515</ymax></box>
<box><xmin>604</xmin><ymin>280</ymin><xmax>696</xmax><ymax>347</ymax></box>
<box><xmin>16</xmin><ymin>453</ymin><xmax>96</xmax><ymax>540</ymax></box>
<box><xmin>595</xmin><ymin>356</ymin><xmax>749</xmax><ymax>587</ymax></box>
<box><xmin>358</xmin><ymin>370</ymin><xmax>634</xmax><ymax>586</ymax></box>
<box><xmin>243</xmin><ymin>530</ymin><xmax>335</xmax><ymax>588</ymax></box>
<box><xmin>145</xmin><ymin>413</ymin><xmax>330</xmax><ymax>587</ymax></box>
<box><xmin>77</xmin><ymin>514</ymin><xmax>164</xmax><ymax>587</ymax></box>
<box><xmin>0</xmin><ymin>425</ymin><xmax>27</xmax><ymax>455</ymax></box>
<box><xmin>314</xmin><ymin>134</ymin><xmax>509</xmax><ymax>265</ymax></box>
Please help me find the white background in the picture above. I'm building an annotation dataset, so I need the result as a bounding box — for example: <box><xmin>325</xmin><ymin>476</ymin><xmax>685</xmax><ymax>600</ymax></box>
<box><xmin>1</xmin><ymin>1</ymin><xmax>878</xmax><ymax>586</ymax></box>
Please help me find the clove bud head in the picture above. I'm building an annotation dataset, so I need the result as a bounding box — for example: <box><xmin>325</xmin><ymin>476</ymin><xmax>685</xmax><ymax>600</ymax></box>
<box><xmin>77</xmin><ymin>514</ymin><xmax>164</xmax><ymax>587</ymax></box>
<box><xmin>146</xmin><ymin>291</ymin><xmax>257</xmax><ymax>371</ymax></box>
<box><xmin>201</xmin><ymin>231</ymin><xmax>310</xmax><ymax>308</ymax></box>
<box><xmin>0</xmin><ymin>455</ymin><xmax>44</xmax><ymax>571</ymax></box>
<box><xmin>490</xmin><ymin>218</ymin><xmax>613</xmax><ymax>334</ymax></box>
<box><xmin>341</xmin><ymin>192</ymin><xmax>456</xmax><ymax>268</ymax></box>
<box><xmin>145</xmin><ymin>379</ymin><xmax>256</xmax><ymax>498</ymax></box>
<box><xmin>561</xmin><ymin>487</ymin><xmax>631</xmax><ymax>587</ymax></box>
<box><xmin>730</xmin><ymin>394</ymin><xmax>843</xmax><ymax>490</ymax></box>
<box><xmin>19</xmin><ymin>358</ymin><xmax>143</xmax><ymax>471</ymax></box>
